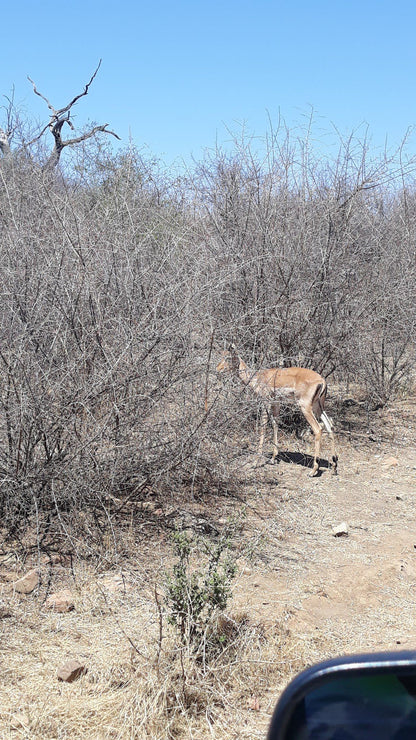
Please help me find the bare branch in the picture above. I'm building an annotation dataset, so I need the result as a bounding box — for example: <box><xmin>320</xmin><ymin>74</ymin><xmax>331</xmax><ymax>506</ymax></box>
<box><xmin>56</xmin><ymin>59</ymin><xmax>102</xmax><ymax>117</ymax></box>
<box><xmin>59</xmin><ymin>124</ymin><xmax>120</xmax><ymax>147</ymax></box>
<box><xmin>27</xmin><ymin>76</ymin><xmax>57</xmax><ymax>115</ymax></box>
<box><xmin>26</xmin><ymin>122</ymin><xmax>51</xmax><ymax>147</ymax></box>
<box><xmin>27</xmin><ymin>60</ymin><xmax>102</xmax><ymax>119</ymax></box>
<box><xmin>63</xmin><ymin>123</ymin><xmax>121</xmax><ymax>146</ymax></box>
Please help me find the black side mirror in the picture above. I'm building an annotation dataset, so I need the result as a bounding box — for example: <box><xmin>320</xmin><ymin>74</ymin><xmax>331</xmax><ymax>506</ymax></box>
<box><xmin>267</xmin><ymin>651</ymin><xmax>416</xmax><ymax>739</ymax></box>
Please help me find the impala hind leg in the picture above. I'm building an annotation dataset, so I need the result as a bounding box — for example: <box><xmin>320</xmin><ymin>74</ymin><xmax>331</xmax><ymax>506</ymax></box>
<box><xmin>320</xmin><ymin>411</ymin><xmax>338</xmax><ymax>475</ymax></box>
<box><xmin>300</xmin><ymin>405</ymin><xmax>323</xmax><ymax>476</ymax></box>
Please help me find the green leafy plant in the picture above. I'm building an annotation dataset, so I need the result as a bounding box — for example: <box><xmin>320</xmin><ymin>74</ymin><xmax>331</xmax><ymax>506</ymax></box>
<box><xmin>164</xmin><ymin>524</ymin><xmax>238</xmax><ymax>649</ymax></box>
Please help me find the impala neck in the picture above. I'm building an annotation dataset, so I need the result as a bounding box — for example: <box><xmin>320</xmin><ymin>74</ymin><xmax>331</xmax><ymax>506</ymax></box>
<box><xmin>236</xmin><ymin>357</ymin><xmax>257</xmax><ymax>388</ymax></box>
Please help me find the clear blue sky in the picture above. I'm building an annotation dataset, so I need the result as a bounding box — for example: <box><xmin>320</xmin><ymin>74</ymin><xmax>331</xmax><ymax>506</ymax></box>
<box><xmin>2</xmin><ymin>0</ymin><xmax>416</xmax><ymax>167</ymax></box>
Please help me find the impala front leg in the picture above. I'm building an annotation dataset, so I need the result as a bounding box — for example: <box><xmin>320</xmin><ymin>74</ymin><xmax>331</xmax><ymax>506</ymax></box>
<box><xmin>258</xmin><ymin>406</ymin><xmax>268</xmax><ymax>455</ymax></box>
<box><xmin>310</xmin><ymin>426</ymin><xmax>323</xmax><ymax>477</ymax></box>
<box><xmin>270</xmin><ymin>402</ymin><xmax>280</xmax><ymax>464</ymax></box>
<box><xmin>255</xmin><ymin>406</ymin><xmax>268</xmax><ymax>466</ymax></box>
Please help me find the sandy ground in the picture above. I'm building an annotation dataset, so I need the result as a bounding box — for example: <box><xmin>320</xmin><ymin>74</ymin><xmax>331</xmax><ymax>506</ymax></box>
<box><xmin>236</xmin><ymin>439</ymin><xmax>416</xmax><ymax>651</ymax></box>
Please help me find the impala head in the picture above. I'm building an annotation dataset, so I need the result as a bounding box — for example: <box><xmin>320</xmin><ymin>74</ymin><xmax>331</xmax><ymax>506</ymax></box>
<box><xmin>216</xmin><ymin>344</ymin><xmax>240</xmax><ymax>373</ymax></box>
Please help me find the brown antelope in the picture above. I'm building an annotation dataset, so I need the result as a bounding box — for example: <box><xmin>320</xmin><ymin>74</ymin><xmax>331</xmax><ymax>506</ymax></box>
<box><xmin>216</xmin><ymin>345</ymin><xmax>338</xmax><ymax>476</ymax></box>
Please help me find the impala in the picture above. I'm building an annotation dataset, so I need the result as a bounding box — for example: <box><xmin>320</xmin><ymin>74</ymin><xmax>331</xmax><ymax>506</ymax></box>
<box><xmin>216</xmin><ymin>345</ymin><xmax>338</xmax><ymax>476</ymax></box>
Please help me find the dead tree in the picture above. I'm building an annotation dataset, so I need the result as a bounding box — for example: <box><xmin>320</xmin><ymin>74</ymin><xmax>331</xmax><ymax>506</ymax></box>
<box><xmin>0</xmin><ymin>60</ymin><xmax>120</xmax><ymax>169</ymax></box>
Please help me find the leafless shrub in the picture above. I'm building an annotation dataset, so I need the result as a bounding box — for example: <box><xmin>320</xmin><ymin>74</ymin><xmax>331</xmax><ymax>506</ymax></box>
<box><xmin>0</xmin><ymin>151</ymin><xmax>236</xmax><ymax>547</ymax></box>
<box><xmin>190</xmin><ymin>120</ymin><xmax>416</xmax><ymax>389</ymax></box>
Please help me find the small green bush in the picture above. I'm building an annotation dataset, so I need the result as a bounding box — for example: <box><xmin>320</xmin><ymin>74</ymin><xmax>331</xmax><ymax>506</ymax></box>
<box><xmin>164</xmin><ymin>525</ymin><xmax>238</xmax><ymax>649</ymax></box>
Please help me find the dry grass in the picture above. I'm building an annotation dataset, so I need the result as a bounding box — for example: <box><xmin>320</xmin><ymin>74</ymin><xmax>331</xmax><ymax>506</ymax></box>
<box><xmin>0</xmin><ymin>559</ymin><xmax>306</xmax><ymax>740</ymax></box>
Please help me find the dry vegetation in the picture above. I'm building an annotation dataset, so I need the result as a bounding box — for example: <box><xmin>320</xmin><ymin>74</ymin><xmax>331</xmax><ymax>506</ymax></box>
<box><xmin>1</xmin><ymin>401</ymin><xmax>416</xmax><ymax>739</ymax></box>
<box><xmin>1</xmin><ymin>85</ymin><xmax>416</xmax><ymax>738</ymax></box>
